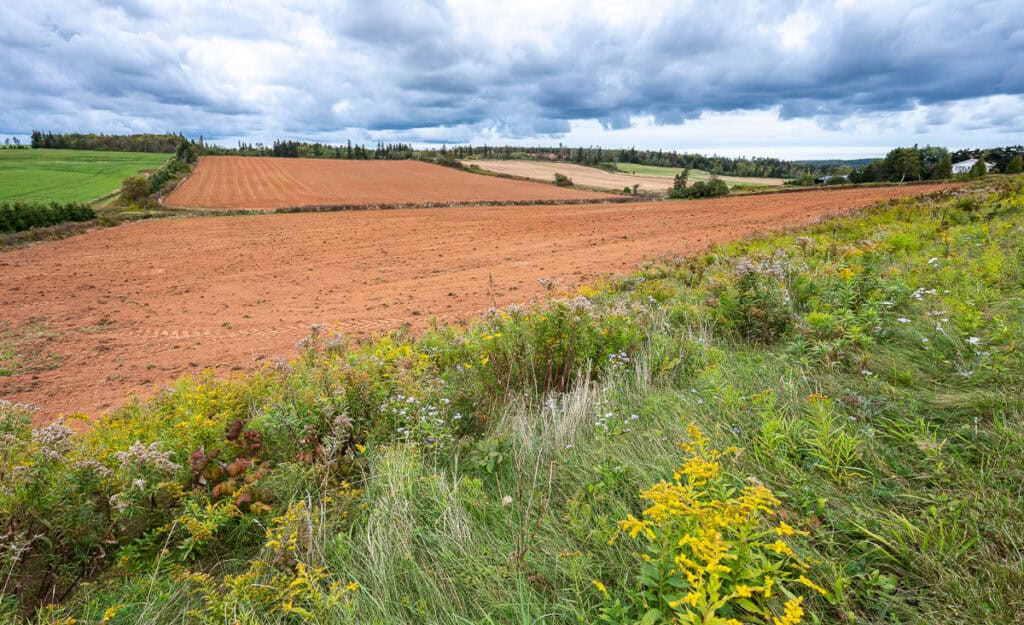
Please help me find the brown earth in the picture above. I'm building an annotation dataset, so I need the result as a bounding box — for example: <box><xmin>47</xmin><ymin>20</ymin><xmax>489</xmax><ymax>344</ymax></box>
<box><xmin>0</xmin><ymin>183</ymin><xmax>958</xmax><ymax>424</ymax></box>
<box><xmin>164</xmin><ymin>156</ymin><xmax>612</xmax><ymax>210</ymax></box>
<box><xmin>465</xmin><ymin>160</ymin><xmax>786</xmax><ymax>192</ymax></box>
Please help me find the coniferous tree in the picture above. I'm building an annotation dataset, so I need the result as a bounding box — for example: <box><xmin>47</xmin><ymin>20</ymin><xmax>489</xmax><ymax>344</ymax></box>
<box><xmin>969</xmin><ymin>156</ymin><xmax>989</xmax><ymax>178</ymax></box>
<box><xmin>933</xmin><ymin>153</ymin><xmax>953</xmax><ymax>179</ymax></box>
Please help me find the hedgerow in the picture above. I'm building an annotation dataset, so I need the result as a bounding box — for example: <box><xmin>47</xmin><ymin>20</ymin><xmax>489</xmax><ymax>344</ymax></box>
<box><xmin>2</xmin><ymin>176</ymin><xmax>1023</xmax><ymax>624</ymax></box>
<box><xmin>0</xmin><ymin>201</ymin><xmax>96</xmax><ymax>233</ymax></box>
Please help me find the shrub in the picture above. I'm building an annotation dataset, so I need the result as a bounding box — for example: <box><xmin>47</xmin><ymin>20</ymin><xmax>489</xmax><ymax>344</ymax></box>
<box><xmin>969</xmin><ymin>157</ymin><xmax>988</xmax><ymax>179</ymax></box>
<box><xmin>0</xmin><ymin>201</ymin><xmax>96</xmax><ymax>233</ymax></box>
<box><xmin>120</xmin><ymin>175</ymin><xmax>149</xmax><ymax>202</ymax></box>
<box><xmin>671</xmin><ymin>176</ymin><xmax>730</xmax><ymax>199</ymax></box>
<box><xmin>554</xmin><ymin>172</ymin><xmax>574</xmax><ymax>187</ymax></box>
<box><xmin>715</xmin><ymin>260</ymin><xmax>794</xmax><ymax>344</ymax></box>
<box><xmin>147</xmin><ymin>159</ymin><xmax>191</xmax><ymax>194</ymax></box>
<box><xmin>668</xmin><ymin>169</ymin><xmax>691</xmax><ymax>198</ymax></box>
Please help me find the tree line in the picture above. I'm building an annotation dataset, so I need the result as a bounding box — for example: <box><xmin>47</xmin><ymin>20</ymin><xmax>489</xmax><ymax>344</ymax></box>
<box><xmin>30</xmin><ymin>131</ymin><xmax>183</xmax><ymax>153</ymax></box>
<box><xmin>202</xmin><ymin>140</ymin><xmax>414</xmax><ymax>160</ymax></box>
<box><xmin>837</xmin><ymin>145</ymin><xmax>1024</xmax><ymax>184</ymax></box>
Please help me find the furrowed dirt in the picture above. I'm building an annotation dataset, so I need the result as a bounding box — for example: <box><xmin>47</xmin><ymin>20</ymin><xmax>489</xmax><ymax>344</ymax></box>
<box><xmin>1</xmin><ymin>184</ymin><xmax>958</xmax><ymax>423</ymax></box>
<box><xmin>164</xmin><ymin>156</ymin><xmax>612</xmax><ymax>210</ymax></box>
<box><xmin>465</xmin><ymin>160</ymin><xmax>786</xmax><ymax>192</ymax></box>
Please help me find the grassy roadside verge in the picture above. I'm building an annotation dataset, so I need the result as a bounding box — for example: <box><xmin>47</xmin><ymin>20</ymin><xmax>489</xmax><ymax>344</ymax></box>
<box><xmin>2</xmin><ymin>177</ymin><xmax>1022</xmax><ymax>624</ymax></box>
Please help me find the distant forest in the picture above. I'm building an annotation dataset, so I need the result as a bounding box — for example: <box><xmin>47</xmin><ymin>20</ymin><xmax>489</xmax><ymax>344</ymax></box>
<box><xmin>30</xmin><ymin>131</ymin><xmax>183</xmax><ymax>153</ymax></box>
<box><xmin>201</xmin><ymin>140</ymin><xmax>415</xmax><ymax>160</ymax></box>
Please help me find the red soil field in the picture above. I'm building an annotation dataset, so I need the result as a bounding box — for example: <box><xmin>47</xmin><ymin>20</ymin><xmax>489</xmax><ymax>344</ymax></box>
<box><xmin>1</xmin><ymin>183</ymin><xmax>958</xmax><ymax>423</ymax></box>
<box><xmin>164</xmin><ymin>156</ymin><xmax>612</xmax><ymax>210</ymax></box>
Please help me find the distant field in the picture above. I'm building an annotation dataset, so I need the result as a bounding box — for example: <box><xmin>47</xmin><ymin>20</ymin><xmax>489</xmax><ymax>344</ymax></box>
<box><xmin>0</xmin><ymin>149</ymin><xmax>170</xmax><ymax>203</ymax></box>
<box><xmin>165</xmin><ymin>156</ymin><xmax>611</xmax><ymax>210</ymax></box>
<box><xmin>465</xmin><ymin>160</ymin><xmax>673</xmax><ymax>192</ymax></box>
<box><xmin>465</xmin><ymin>159</ymin><xmax>788</xmax><ymax>192</ymax></box>
<box><xmin>614</xmin><ymin>162</ymin><xmax>787</xmax><ymax>186</ymax></box>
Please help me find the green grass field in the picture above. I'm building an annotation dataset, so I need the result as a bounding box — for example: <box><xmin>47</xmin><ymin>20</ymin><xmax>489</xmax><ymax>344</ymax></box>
<box><xmin>0</xmin><ymin>149</ymin><xmax>169</xmax><ymax>203</ymax></box>
<box><xmin>614</xmin><ymin>162</ymin><xmax>787</xmax><ymax>185</ymax></box>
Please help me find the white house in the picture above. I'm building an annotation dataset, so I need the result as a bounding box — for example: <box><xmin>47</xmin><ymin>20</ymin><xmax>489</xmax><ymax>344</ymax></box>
<box><xmin>952</xmin><ymin>158</ymin><xmax>995</xmax><ymax>174</ymax></box>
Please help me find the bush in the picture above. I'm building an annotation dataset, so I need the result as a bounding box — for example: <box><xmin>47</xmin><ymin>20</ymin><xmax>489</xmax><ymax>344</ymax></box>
<box><xmin>715</xmin><ymin>260</ymin><xmax>794</xmax><ymax>343</ymax></box>
<box><xmin>671</xmin><ymin>176</ymin><xmax>730</xmax><ymax>199</ymax></box>
<box><xmin>120</xmin><ymin>175</ymin><xmax>149</xmax><ymax>202</ymax></box>
<box><xmin>147</xmin><ymin>159</ymin><xmax>191</xmax><ymax>194</ymax></box>
<box><xmin>554</xmin><ymin>173</ymin><xmax>574</xmax><ymax>187</ymax></box>
<box><xmin>0</xmin><ymin>201</ymin><xmax>96</xmax><ymax>233</ymax></box>
<box><xmin>667</xmin><ymin>169</ymin><xmax>691</xmax><ymax>198</ymax></box>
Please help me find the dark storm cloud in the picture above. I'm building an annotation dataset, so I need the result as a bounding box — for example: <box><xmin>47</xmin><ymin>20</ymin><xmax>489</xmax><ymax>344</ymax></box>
<box><xmin>0</xmin><ymin>0</ymin><xmax>1021</xmax><ymax>143</ymax></box>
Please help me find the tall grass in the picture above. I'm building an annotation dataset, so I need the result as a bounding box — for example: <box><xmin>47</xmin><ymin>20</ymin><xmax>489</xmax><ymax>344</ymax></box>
<box><xmin>3</xmin><ymin>177</ymin><xmax>1023</xmax><ymax>624</ymax></box>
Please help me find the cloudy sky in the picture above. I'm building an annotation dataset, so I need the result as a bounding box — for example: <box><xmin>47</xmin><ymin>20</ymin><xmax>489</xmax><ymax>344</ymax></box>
<box><xmin>2</xmin><ymin>0</ymin><xmax>1022</xmax><ymax>158</ymax></box>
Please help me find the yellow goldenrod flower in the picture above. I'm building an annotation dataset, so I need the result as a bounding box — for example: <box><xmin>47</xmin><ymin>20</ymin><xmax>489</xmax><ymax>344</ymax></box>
<box><xmin>591</xmin><ymin>579</ymin><xmax>609</xmax><ymax>596</ymax></box>
<box><xmin>775</xmin><ymin>521</ymin><xmax>807</xmax><ymax>537</ymax></box>
<box><xmin>772</xmin><ymin>597</ymin><xmax>804</xmax><ymax>625</ymax></box>
<box><xmin>101</xmin><ymin>605</ymin><xmax>123</xmax><ymax>624</ymax></box>
<box><xmin>797</xmin><ymin>575</ymin><xmax>828</xmax><ymax>596</ymax></box>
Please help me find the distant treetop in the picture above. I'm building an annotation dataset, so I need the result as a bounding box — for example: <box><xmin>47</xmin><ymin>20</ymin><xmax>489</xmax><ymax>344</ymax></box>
<box><xmin>30</xmin><ymin>131</ymin><xmax>183</xmax><ymax>153</ymax></box>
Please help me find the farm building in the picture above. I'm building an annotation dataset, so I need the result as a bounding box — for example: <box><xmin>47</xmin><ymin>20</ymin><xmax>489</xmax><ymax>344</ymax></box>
<box><xmin>952</xmin><ymin>158</ymin><xmax>995</xmax><ymax>174</ymax></box>
<box><xmin>814</xmin><ymin>174</ymin><xmax>849</xmax><ymax>184</ymax></box>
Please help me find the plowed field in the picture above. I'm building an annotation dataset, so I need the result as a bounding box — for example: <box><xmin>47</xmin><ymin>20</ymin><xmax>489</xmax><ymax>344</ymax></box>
<box><xmin>465</xmin><ymin>160</ymin><xmax>786</xmax><ymax>192</ymax></box>
<box><xmin>1</xmin><ymin>183</ymin><xmax>958</xmax><ymax>423</ymax></box>
<box><xmin>164</xmin><ymin>156</ymin><xmax>612</xmax><ymax>210</ymax></box>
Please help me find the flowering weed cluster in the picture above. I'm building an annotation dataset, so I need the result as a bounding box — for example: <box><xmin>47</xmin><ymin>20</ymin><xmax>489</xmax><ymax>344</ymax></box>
<box><xmin>598</xmin><ymin>423</ymin><xmax>824</xmax><ymax>624</ymax></box>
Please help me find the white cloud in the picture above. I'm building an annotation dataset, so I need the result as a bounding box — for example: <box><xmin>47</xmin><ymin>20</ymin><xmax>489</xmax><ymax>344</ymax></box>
<box><xmin>0</xmin><ymin>0</ymin><xmax>1021</xmax><ymax>158</ymax></box>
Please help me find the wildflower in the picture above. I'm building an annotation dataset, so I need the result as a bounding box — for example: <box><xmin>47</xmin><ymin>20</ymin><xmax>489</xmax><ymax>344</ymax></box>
<box><xmin>113</xmin><ymin>441</ymin><xmax>180</xmax><ymax>473</ymax></box>
<box><xmin>346</xmin><ymin>582</ymin><xmax>359</xmax><ymax>591</ymax></box>
<box><xmin>897</xmin><ymin>317</ymin><xmax>910</xmax><ymax>323</ymax></box>
<box><xmin>766</xmin><ymin>539</ymin><xmax>797</xmax><ymax>558</ymax></box>
<box><xmin>31</xmin><ymin>419</ymin><xmax>75</xmax><ymax>461</ymax></box>
<box><xmin>101</xmin><ymin>605</ymin><xmax>123</xmax><ymax>624</ymax></box>
<box><xmin>775</xmin><ymin>521</ymin><xmax>808</xmax><ymax>537</ymax></box>
<box><xmin>773</xmin><ymin>597</ymin><xmax>804</xmax><ymax>625</ymax></box>
<box><xmin>619</xmin><ymin>514</ymin><xmax>656</xmax><ymax>540</ymax></box>
<box><xmin>501</xmin><ymin>495</ymin><xmax>513</xmax><ymax>506</ymax></box>
<box><xmin>797</xmin><ymin>575</ymin><xmax>828</xmax><ymax>596</ymax></box>
<box><xmin>968</xmin><ymin>336</ymin><xmax>981</xmax><ymax>345</ymax></box>
<box><xmin>592</xmin><ymin>579</ymin><xmax>609</xmax><ymax>596</ymax></box>
<box><xmin>735</xmin><ymin>259</ymin><xmax>758</xmax><ymax>276</ymax></box>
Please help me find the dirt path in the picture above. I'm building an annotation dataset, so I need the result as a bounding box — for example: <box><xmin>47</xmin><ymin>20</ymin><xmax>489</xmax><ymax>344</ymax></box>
<box><xmin>164</xmin><ymin>156</ymin><xmax>611</xmax><ymax>210</ymax></box>
<box><xmin>0</xmin><ymin>184</ymin><xmax>958</xmax><ymax>423</ymax></box>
